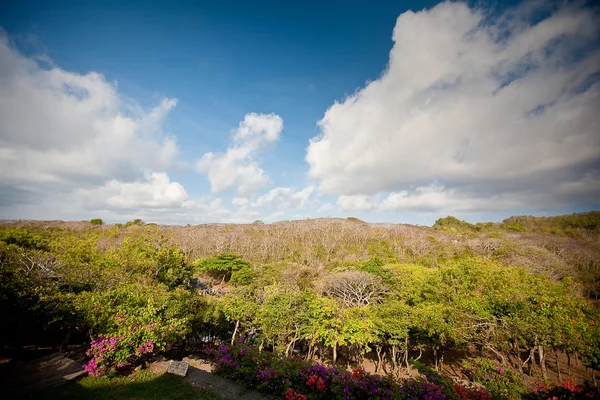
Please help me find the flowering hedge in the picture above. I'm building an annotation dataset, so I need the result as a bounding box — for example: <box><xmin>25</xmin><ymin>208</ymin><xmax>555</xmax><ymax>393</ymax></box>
<box><xmin>461</xmin><ymin>357</ymin><xmax>525</xmax><ymax>399</ymax></box>
<box><xmin>83</xmin><ymin>310</ymin><xmax>187</xmax><ymax>376</ymax></box>
<box><xmin>527</xmin><ymin>378</ymin><xmax>599</xmax><ymax>400</ymax></box>
<box><xmin>207</xmin><ymin>342</ymin><xmax>491</xmax><ymax>400</ymax></box>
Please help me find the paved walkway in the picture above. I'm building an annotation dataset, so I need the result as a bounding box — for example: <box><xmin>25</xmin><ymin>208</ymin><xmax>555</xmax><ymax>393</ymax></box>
<box><xmin>2</xmin><ymin>352</ymin><xmax>86</xmax><ymax>397</ymax></box>
<box><xmin>151</xmin><ymin>356</ymin><xmax>279</xmax><ymax>400</ymax></box>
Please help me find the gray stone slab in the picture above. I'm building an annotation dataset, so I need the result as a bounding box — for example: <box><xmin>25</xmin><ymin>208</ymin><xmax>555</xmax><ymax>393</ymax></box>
<box><xmin>167</xmin><ymin>360</ymin><xmax>189</xmax><ymax>377</ymax></box>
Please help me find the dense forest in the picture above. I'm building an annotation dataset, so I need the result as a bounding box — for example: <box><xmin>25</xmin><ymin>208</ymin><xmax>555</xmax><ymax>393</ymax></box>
<box><xmin>1</xmin><ymin>212</ymin><xmax>600</xmax><ymax>399</ymax></box>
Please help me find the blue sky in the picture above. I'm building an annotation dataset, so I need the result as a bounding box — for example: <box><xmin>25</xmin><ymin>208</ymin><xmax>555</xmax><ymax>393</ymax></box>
<box><xmin>0</xmin><ymin>0</ymin><xmax>598</xmax><ymax>225</ymax></box>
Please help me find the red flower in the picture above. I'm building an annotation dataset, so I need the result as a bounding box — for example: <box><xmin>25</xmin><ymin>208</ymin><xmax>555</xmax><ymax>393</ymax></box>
<box><xmin>317</xmin><ymin>377</ymin><xmax>326</xmax><ymax>391</ymax></box>
<box><xmin>351</xmin><ymin>367</ymin><xmax>365</xmax><ymax>379</ymax></box>
<box><xmin>306</xmin><ymin>374</ymin><xmax>326</xmax><ymax>391</ymax></box>
<box><xmin>285</xmin><ymin>388</ymin><xmax>307</xmax><ymax>400</ymax></box>
<box><xmin>563</xmin><ymin>378</ymin><xmax>583</xmax><ymax>393</ymax></box>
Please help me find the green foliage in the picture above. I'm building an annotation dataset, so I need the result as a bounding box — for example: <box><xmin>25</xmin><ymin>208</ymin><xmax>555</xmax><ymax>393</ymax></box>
<box><xmin>252</xmin><ymin>220</ymin><xmax>265</xmax><ymax>225</ymax></box>
<box><xmin>359</xmin><ymin>256</ymin><xmax>384</xmax><ymax>273</ymax></box>
<box><xmin>433</xmin><ymin>216</ymin><xmax>478</xmax><ymax>233</ymax></box>
<box><xmin>0</xmin><ymin>228</ymin><xmax>49</xmax><ymax>250</ymax></box>
<box><xmin>124</xmin><ymin>218</ymin><xmax>144</xmax><ymax>227</ymax></box>
<box><xmin>462</xmin><ymin>358</ymin><xmax>525</xmax><ymax>399</ymax></box>
<box><xmin>90</xmin><ymin>218</ymin><xmax>104</xmax><ymax>225</ymax></box>
<box><xmin>0</xmin><ymin>242</ymin><xmax>75</xmax><ymax>345</ymax></box>
<box><xmin>192</xmin><ymin>253</ymin><xmax>252</xmax><ymax>284</ymax></box>
<box><xmin>230</xmin><ymin>265</ymin><xmax>254</xmax><ymax>286</ymax></box>
<box><xmin>2</xmin><ymin>215</ymin><xmax>599</xmax><ymax>394</ymax></box>
<box><xmin>346</xmin><ymin>217</ymin><xmax>365</xmax><ymax>223</ymax></box>
<box><xmin>76</xmin><ymin>282</ymin><xmax>195</xmax><ymax>338</ymax></box>
<box><xmin>501</xmin><ymin>212</ymin><xmax>600</xmax><ymax>236</ymax></box>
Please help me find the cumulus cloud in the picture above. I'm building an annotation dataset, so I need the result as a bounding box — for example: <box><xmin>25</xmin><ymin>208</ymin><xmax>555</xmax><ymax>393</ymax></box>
<box><xmin>0</xmin><ymin>35</ymin><xmax>179</xmax><ymax>188</ymax></box>
<box><xmin>77</xmin><ymin>173</ymin><xmax>188</xmax><ymax>210</ymax></box>
<box><xmin>337</xmin><ymin>195</ymin><xmax>375</xmax><ymax>211</ymax></box>
<box><xmin>251</xmin><ymin>186</ymin><xmax>314</xmax><ymax>210</ymax></box>
<box><xmin>264</xmin><ymin>211</ymin><xmax>285</xmax><ymax>222</ymax></box>
<box><xmin>307</xmin><ymin>1</ymin><xmax>600</xmax><ymax>213</ymax></box>
<box><xmin>317</xmin><ymin>202</ymin><xmax>334</xmax><ymax>213</ymax></box>
<box><xmin>0</xmin><ymin>32</ymin><xmax>194</xmax><ymax>221</ymax></box>
<box><xmin>196</xmin><ymin>113</ymin><xmax>283</xmax><ymax>196</ymax></box>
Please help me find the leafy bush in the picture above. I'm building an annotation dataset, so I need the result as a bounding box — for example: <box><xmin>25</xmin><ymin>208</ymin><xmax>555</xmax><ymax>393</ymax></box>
<box><xmin>0</xmin><ymin>228</ymin><xmax>49</xmax><ymax>251</ymax></box>
<box><xmin>462</xmin><ymin>358</ymin><xmax>525</xmax><ymax>399</ymax></box>
<box><xmin>253</xmin><ymin>220</ymin><xmax>265</xmax><ymax>225</ymax></box>
<box><xmin>208</xmin><ymin>342</ymin><xmax>492</xmax><ymax>400</ymax></box>
<box><xmin>347</xmin><ymin>217</ymin><xmax>365</xmax><ymax>223</ymax></box>
<box><xmin>192</xmin><ymin>253</ymin><xmax>252</xmax><ymax>284</ymax></box>
<box><xmin>90</xmin><ymin>218</ymin><xmax>104</xmax><ymax>225</ymax></box>
<box><xmin>433</xmin><ymin>216</ymin><xmax>478</xmax><ymax>233</ymax></box>
<box><xmin>526</xmin><ymin>378</ymin><xmax>599</xmax><ymax>399</ymax></box>
<box><xmin>124</xmin><ymin>218</ymin><xmax>144</xmax><ymax>227</ymax></box>
<box><xmin>80</xmin><ymin>283</ymin><xmax>196</xmax><ymax>376</ymax></box>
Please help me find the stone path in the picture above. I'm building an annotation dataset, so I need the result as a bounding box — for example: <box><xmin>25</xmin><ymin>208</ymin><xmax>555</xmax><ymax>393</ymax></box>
<box><xmin>2</xmin><ymin>352</ymin><xmax>86</xmax><ymax>397</ymax></box>
<box><xmin>150</xmin><ymin>356</ymin><xmax>280</xmax><ymax>400</ymax></box>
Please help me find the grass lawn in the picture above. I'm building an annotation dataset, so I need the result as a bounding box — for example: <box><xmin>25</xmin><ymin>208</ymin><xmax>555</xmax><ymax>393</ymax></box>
<box><xmin>33</xmin><ymin>370</ymin><xmax>220</xmax><ymax>400</ymax></box>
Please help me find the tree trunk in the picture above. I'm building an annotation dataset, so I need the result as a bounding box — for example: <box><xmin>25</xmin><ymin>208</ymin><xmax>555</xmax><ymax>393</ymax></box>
<box><xmin>567</xmin><ymin>353</ymin><xmax>572</xmax><ymax>377</ymax></box>
<box><xmin>433</xmin><ymin>348</ymin><xmax>439</xmax><ymax>371</ymax></box>
<box><xmin>415</xmin><ymin>346</ymin><xmax>423</xmax><ymax>361</ymax></box>
<box><xmin>554</xmin><ymin>348</ymin><xmax>562</xmax><ymax>383</ymax></box>
<box><xmin>538</xmin><ymin>345</ymin><xmax>547</xmax><ymax>379</ymax></box>
<box><xmin>258</xmin><ymin>339</ymin><xmax>264</xmax><ymax>353</ymax></box>
<box><xmin>231</xmin><ymin>320</ymin><xmax>240</xmax><ymax>345</ymax></box>
<box><xmin>285</xmin><ymin>340</ymin><xmax>294</xmax><ymax>358</ymax></box>
<box><xmin>312</xmin><ymin>345</ymin><xmax>319</xmax><ymax>361</ymax></box>
<box><xmin>391</xmin><ymin>345</ymin><xmax>398</xmax><ymax>374</ymax></box>
<box><xmin>525</xmin><ymin>347</ymin><xmax>537</xmax><ymax>375</ymax></box>
<box><xmin>375</xmin><ymin>346</ymin><xmax>383</xmax><ymax>374</ymax></box>
<box><xmin>405</xmin><ymin>337</ymin><xmax>410</xmax><ymax>371</ymax></box>
<box><xmin>333</xmin><ymin>342</ymin><xmax>338</xmax><ymax>365</ymax></box>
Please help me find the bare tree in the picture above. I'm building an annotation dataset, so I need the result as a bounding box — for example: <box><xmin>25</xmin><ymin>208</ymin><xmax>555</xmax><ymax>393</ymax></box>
<box><xmin>322</xmin><ymin>270</ymin><xmax>387</xmax><ymax>307</ymax></box>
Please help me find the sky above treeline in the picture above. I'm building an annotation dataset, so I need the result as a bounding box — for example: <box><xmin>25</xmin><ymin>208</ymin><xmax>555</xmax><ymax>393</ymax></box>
<box><xmin>0</xmin><ymin>0</ymin><xmax>599</xmax><ymax>225</ymax></box>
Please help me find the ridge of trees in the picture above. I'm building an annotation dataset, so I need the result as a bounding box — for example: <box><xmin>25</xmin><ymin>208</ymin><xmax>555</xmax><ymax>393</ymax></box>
<box><xmin>0</xmin><ymin>212</ymin><xmax>599</xmax><ymax>394</ymax></box>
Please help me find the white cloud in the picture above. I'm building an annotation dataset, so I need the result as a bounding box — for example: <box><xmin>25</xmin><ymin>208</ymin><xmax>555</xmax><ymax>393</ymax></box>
<box><xmin>77</xmin><ymin>173</ymin><xmax>188</xmax><ymax>210</ymax></box>
<box><xmin>0</xmin><ymin>31</ymin><xmax>185</xmax><ymax>222</ymax></box>
<box><xmin>251</xmin><ymin>186</ymin><xmax>314</xmax><ymax>210</ymax></box>
<box><xmin>0</xmin><ymin>34</ymin><xmax>179</xmax><ymax>188</ymax></box>
<box><xmin>380</xmin><ymin>185</ymin><xmax>521</xmax><ymax>213</ymax></box>
<box><xmin>264</xmin><ymin>211</ymin><xmax>285</xmax><ymax>222</ymax></box>
<box><xmin>336</xmin><ymin>195</ymin><xmax>375</xmax><ymax>211</ymax></box>
<box><xmin>306</xmin><ymin>1</ymin><xmax>600</xmax><ymax>213</ymax></box>
<box><xmin>317</xmin><ymin>202</ymin><xmax>333</xmax><ymax>213</ymax></box>
<box><xmin>196</xmin><ymin>113</ymin><xmax>283</xmax><ymax>196</ymax></box>
<box><xmin>232</xmin><ymin>197</ymin><xmax>250</xmax><ymax>206</ymax></box>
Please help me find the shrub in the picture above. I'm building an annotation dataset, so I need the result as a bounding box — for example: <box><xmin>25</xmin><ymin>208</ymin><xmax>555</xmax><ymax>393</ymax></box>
<box><xmin>253</xmin><ymin>220</ymin><xmax>265</xmax><ymax>225</ymax></box>
<box><xmin>78</xmin><ymin>283</ymin><xmax>195</xmax><ymax>376</ymax></box>
<box><xmin>208</xmin><ymin>341</ymin><xmax>494</xmax><ymax>400</ymax></box>
<box><xmin>124</xmin><ymin>218</ymin><xmax>144</xmax><ymax>227</ymax></box>
<box><xmin>0</xmin><ymin>229</ymin><xmax>49</xmax><ymax>251</ymax></box>
<box><xmin>192</xmin><ymin>253</ymin><xmax>252</xmax><ymax>284</ymax></box>
<box><xmin>347</xmin><ymin>217</ymin><xmax>365</xmax><ymax>223</ymax></box>
<box><xmin>322</xmin><ymin>270</ymin><xmax>386</xmax><ymax>307</ymax></box>
<box><xmin>90</xmin><ymin>218</ymin><xmax>103</xmax><ymax>225</ymax></box>
<box><xmin>526</xmin><ymin>378</ymin><xmax>599</xmax><ymax>399</ymax></box>
<box><xmin>462</xmin><ymin>358</ymin><xmax>525</xmax><ymax>399</ymax></box>
<box><xmin>84</xmin><ymin>315</ymin><xmax>174</xmax><ymax>376</ymax></box>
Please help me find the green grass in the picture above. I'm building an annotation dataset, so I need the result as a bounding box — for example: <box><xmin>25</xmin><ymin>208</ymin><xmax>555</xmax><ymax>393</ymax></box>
<box><xmin>34</xmin><ymin>370</ymin><xmax>219</xmax><ymax>400</ymax></box>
